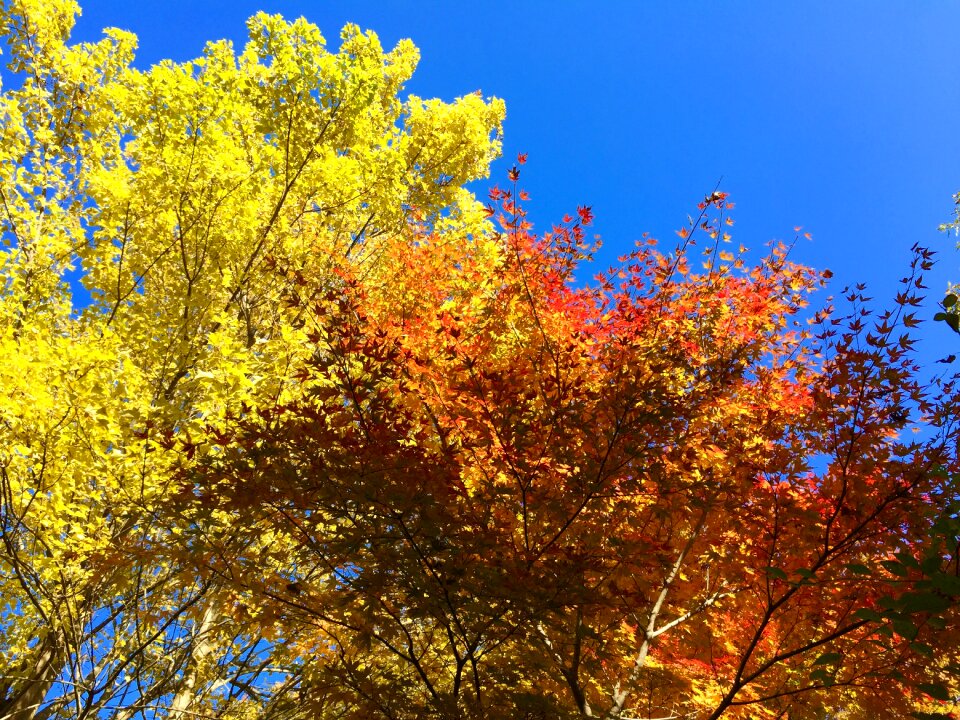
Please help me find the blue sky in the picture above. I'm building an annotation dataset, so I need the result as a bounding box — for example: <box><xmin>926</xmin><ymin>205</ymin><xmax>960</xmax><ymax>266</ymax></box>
<box><xmin>70</xmin><ymin>1</ymin><xmax>960</xmax><ymax>357</ymax></box>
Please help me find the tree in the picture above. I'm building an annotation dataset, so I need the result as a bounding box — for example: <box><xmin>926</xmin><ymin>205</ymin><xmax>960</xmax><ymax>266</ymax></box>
<box><xmin>0</xmin><ymin>1</ymin><xmax>503</xmax><ymax>718</ymax></box>
<box><xmin>173</xmin><ymin>171</ymin><xmax>960</xmax><ymax>719</ymax></box>
<box><xmin>937</xmin><ymin>193</ymin><xmax>960</xmax><ymax>335</ymax></box>
<box><xmin>1</xmin><ymin>2</ymin><xmax>957</xmax><ymax>719</ymax></box>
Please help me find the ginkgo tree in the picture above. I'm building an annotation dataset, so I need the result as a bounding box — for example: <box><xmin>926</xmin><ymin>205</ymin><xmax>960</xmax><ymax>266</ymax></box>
<box><xmin>1</xmin><ymin>1</ymin><xmax>959</xmax><ymax>720</ymax></box>
<box><xmin>0</xmin><ymin>0</ymin><xmax>502</xmax><ymax>718</ymax></box>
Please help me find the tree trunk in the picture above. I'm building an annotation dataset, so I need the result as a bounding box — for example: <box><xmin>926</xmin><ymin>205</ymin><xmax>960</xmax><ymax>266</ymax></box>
<box><xmin>168</xmin><ymin>602</ymin><xmax>219</xmax><ymax>720</ymax></box>
<box><xmin>0</xmin><ymin>628</ymin><xmax>63</xmax><ymax>720</ymax></box>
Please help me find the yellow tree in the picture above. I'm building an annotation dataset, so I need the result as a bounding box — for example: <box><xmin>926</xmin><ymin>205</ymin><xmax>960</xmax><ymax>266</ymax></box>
<box><xmin>5</xmin><ymin>3</ymin><xmax>958</xmax><ymax>719</ymax></box>
<box><xmin>0</xmin><ymin>1</ymin><xmax>503</xmax><ymax>718</ymax></box>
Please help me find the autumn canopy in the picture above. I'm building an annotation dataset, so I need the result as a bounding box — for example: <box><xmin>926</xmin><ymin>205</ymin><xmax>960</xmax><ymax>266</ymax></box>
<box><xmin>1</xmin><ymin>1</ymin><xmax>958</xmax><ymax>719</ymax></box>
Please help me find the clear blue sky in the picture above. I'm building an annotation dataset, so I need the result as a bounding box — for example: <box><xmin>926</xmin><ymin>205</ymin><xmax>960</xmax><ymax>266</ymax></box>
<box><xmin>70</xmin><ymin>1</ymin><xmax>960</xmax><ymax>357</ymax></box>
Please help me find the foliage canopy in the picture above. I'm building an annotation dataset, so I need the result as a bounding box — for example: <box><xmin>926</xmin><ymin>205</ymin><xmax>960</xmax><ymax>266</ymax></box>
<box><xmin>1</xmin><ymin>2</ymin><xmax>959</xmax><ymax>719</ymax></box>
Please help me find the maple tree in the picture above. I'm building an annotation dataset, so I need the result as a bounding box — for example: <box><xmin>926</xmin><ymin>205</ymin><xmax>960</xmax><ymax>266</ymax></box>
<box><xmin>2</xmin><ymin>2</ymin><xmax>959</xmax><ymax>719</ymax></box>
<box><xmin>170</xmin><ymin>166</ymin><xmax>960</xmax><ymax>719</ymax></box>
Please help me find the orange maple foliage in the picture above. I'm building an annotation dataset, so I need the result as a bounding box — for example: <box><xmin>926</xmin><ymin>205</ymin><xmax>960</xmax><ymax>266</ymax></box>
<box><xmin>172</xmin><ymin>166</ymin><xmax>960</xmax><ymax>719</ymax></box>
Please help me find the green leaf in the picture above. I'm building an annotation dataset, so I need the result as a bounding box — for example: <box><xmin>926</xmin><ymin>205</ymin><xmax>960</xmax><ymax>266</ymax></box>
<box><xmin>809</xmin><ymin>667</ymin><xmax>834</xmax><ymax>684</ymax></box>
<box><xmin>813</xmin><ymin>652</ymin><xmax>842</xmax><ymax>666</ymax></box>
<box><xmin>895</xmin><ymin>551</ymin><xmax>920</xmax><ymax>569</ymax></box>
<box><xmin>909</xmin><ymin>641</ymin><xmax>934</xmax><ymax>657</ymax></box>
<box><xmin>767</xmin><ymin>567</ymin><xmax>788</xmax><ymax>581</ymax></box>
<box><xmin>935</xmin><ymin>312</ymin><xmax>949</xmax><ymax>321</ymax></box>
<box><xmin>931</xmin><ymin>573</ymin><xmax>960</xmax><ymax>596</ymax></box>
<box><xmin>921</xmin><ymin>555</ymin><xmax>943</xmax><ymax>575</ymax></box>
<box><xmin>878</xmin><ymin>596</ymin><xmax>898</xmax><ymax>610</ymax></box>
<box><xmin>917</xmin><ymin>682</ymin><xmax>951</xmax><ymax>702</ymax></box>
<box><xmin>853</xmin><ymin>608</ymin><xmax>883</xmax><ymax>622</ymax></box>
<box><xmin>900</xmin><ymin>591</ymin><xmax>951</xmax><ymax>614</ymax></box>
<box><xmin>944</xmin><ymin>293</ymin><xmax>958</xmax><ymax>308</ymax></box>
<box><xmin>892</xmin><ymin>618</ymin><xmax>918</xmax><ymax>640</ymax></box>
<box><xmin>927</xmin><ymin>615</ymin><xmax>948</xmax><ymax>630</ymax></box>
<box><xmin>947</xmin><ymin>314</ymin><xmax>960</xmax><ymax>333</ymax></box>
<box><xmin>846</xmin><ymin>562</ymin><xmax>872</xmax><ymax>575</ymax></box>
<box><xmin>881</xmin><ymin>560</ymin><xmax>909</xmax><ymax>577</ymax></box>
